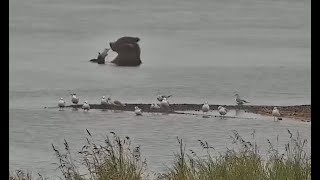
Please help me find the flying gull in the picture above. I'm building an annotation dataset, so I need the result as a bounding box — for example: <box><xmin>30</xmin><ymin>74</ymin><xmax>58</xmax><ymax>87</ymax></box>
<box><xmin>157</xmin><ymin>94</ymin><xmax>172</xmax><ymax>102</ymax></box>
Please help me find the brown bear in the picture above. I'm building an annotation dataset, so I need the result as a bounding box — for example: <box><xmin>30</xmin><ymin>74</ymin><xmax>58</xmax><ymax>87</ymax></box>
<box><xmin>109</xmin><ymin>36</ymin><xmax>142</xmax><ymax>66</ymax></box>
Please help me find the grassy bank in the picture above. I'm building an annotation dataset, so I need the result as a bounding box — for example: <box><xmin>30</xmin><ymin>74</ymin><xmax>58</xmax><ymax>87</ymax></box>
<box><xmin>10</xmin><ymin>130</ymin><xmax>311</xmax><ymax>180</ymax></box>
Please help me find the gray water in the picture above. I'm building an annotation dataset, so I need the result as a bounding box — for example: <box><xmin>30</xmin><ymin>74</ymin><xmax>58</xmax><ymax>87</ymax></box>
<box><xmin>10</xmin><ymin>0</ymin><xmax>310</xmax><ymax>178</ymax></box>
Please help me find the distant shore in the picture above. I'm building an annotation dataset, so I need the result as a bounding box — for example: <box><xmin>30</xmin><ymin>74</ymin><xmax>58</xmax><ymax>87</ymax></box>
<box><xmin>57</xmin><ymin>104</ymin><xmax>311</xmax><ymax>122</ymax></box>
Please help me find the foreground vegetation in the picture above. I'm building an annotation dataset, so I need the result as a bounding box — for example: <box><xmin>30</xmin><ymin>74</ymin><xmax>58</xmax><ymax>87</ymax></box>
<box><xmin>10</xmin><ymin>129</ymin><xmax>311</xmax><ymax>180</ymax></box>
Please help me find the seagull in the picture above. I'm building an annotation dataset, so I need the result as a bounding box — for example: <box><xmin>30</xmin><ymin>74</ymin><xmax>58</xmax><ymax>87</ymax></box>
<box><xmin>97</xmin><ymin>48</ymin><xmax>110</xmax><ymax>64</ymax></box>
<box><xmin>150</xmin><ymin>103</ymin><xmax>160</xmax><ymax>109</ymax></box>
<box><xmin>89</xmin><ymin>48</ymin><xmax>110</xmax><ymax>64</ymax></box>
<box><xmin>101</xmin><ymin>96</ymin><xmax>108</xmax><ymax>105</ymax></box>
<box><xmin>58</xmin><ymin>98</ymin><xmax>66</xmax><ymax>111</ymax></box>
<box><xmin>107</xmin><ymin>97</ymin><xmax>126</xmax><ymax>106</ymax></box>
<box><xmin>218</xmin><ymin>106</ymin><xmax>228</xmax><ymax>119</ymax></box>
<box><xmin>71</xmin><ymin>93</ymin><xmax>79</xmax><ymax>105</ymax></box>
<box><xmin>160</xmin><ymin>98</ymin><xmax>170</xmax><ymax>108</ymax></box>
<box><xmin>157</xmin><ymin>94</ymin><xmax>172</xmax><ymax>102</ymax></box>
<box><xmin>234</xmin><ymin>94</ymin><xmax>249</xmax><ymax>105</ymax></box>
<box><xmin>134</xmin><ymin>106</ymin><xmax>143</xmax><ymax>116</ymax></box>
<box><xmin>272</xmin><ymin>107</ymin><xmax>281</xmax><ymax>121</ymax></box>
<box><xmin>82</xmin><ymin>101</ymin><xmax>90</xmax><ymax>112</ymax></box>
<box><xmin>202</xmin><ymin>102</ymin><xmax>210</xmax><ymax>115</ymax></box>
<box><xmin>99</xmin><ymin>48</ymin><xmax>110</xmax><ymax>58</ymax></box>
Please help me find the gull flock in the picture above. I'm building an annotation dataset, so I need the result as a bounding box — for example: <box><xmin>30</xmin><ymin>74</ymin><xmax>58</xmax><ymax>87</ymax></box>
<box><xmin>56</xmin><ymin>93</ymin><xmax>282</xmax><ymax>121</ymax></box>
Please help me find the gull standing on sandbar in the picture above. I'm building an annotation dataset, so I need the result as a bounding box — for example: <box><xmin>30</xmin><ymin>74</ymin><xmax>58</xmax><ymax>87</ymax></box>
<box><xmin>58</xmin><ymin>98</ymin><xmax>66</xmax><ymax>111</ymax></box>
<box><xmin>234</xmin><ymin>94</ymin><xmax>249</xmax><ymax>105</ymax></box>
<box><xmin>71</xmin><ymin>93</ymin><xmax>79</xmax><ymax>105</ymax></box>
<box><xmin>160</xmin><ymin>98</ymin><xmax>170</xmax><ymax>108</ymax></box>
<box><xmin>82</xmin><ymin>101</ymin><xmax>90</xmax><ymax>112</ymax></box>
<box><xmin>272</xmin><ymin>107</ymin><xmax>281</xmax><ymax>121</ymax></box>
<box><xmin>202</xmin><ymin>102</ymin><xmax>210</xmax><ymax>115</ymax></box>
<box><xmin>218</xmin><ymin>106</ymin><xmax>228</xmax><ymax>119</ymax></box>
<box><xmin>134</xmin><ymin>106</ymin><xmax>143</xmax><ymax>116</ymax></box>
<box><xmin>101</xmin><ymin>96</ymin><xmax>108</xmax><ymax>105</ymax></box>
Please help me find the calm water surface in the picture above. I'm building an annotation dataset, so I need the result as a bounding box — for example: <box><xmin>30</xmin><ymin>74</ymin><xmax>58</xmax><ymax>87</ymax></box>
<box><xmin>9</xmin><ymin>0</ymin><xmax>310</xmax><ymax>177</ymax></box>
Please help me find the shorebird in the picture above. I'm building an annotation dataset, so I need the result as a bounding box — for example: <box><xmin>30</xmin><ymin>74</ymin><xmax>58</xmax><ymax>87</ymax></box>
<box><xmin>218</xmin><ymin>106</ymin><xmax>228</xmax><ymax>119</ymax></box>
<box><xmin>234</xmin><ymin>94</ymin><xmax>249</xmax><ymax>105</ymax></box>
<box><xmin>272</xmin><ymin>107</ymin><xmax>281</xmax><ymax>121</ymax></box>
<box><xmin>101</xmin><ymin>96</ymin><xmax>108</xmax><ymax>105</ymax></box>
<box><xmin>99</xmin><ymin>48</ymin><xmax>110</xmax><ymax>58</ymax></box>
<box><xmin>202</xmin><ymin>102</ymin><xmax>210</xmax><ymax>115</ymax></box>
<box><xmin>150</xmin><ymin>103</ymin><xmax>160</xmax><ymax>109</ymax></box>
<box><xmin>160</xmin><ymin>98</ymin><xmax>170</xmax><ymax>108</ymax></box>
<box><xmin>157</xmin><ymin>94</ymin><xmax>172</xmax><ymax>102</ymax></box>
<box><xmin>90</xmin><ymin>48</ymin><xmax>110</xmax><ymax>64</ymax></box>
<box><xmin>107</xmin><ymin>97</ymin><xmax>126</xmax><ymax>106</ymax></box>
<box><xmin>58</xmin><ymin>98</ymin><xmax>66</xmax><ymax>111</ymax></box>
<box><xmin>134</xmin><ymin>106</ymin><xmax>143</xmax><ymax>116</ymax></box>
<box><xmin>71</xmin><ymin>93</ymin><xmax>79</xmax><ymax>105</ymax></box>
<box><xmin>82</xmin><ymin>101</ymin><xmax>90</xmax><ymax>112</ymax></box>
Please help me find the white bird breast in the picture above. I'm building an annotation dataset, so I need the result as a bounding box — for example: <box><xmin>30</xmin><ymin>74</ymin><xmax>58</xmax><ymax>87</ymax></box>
<box><xmin>83</xmin><ymin>104</ymin><xmax>90</xmax><ymax>109</ymax></box>
<box><xmin>202</xmin><ymin>104</ymin><xmax>209</xmax><ymax>112</ymax></box>
<box><xmin>272</xmin><ymin>109</ymin><xmax>280</xmax><ymax>116</ymax></box>
<box><xmin>219</xmin><ymin>108</ymin><xmax>227</xmax><ymax>115</ymax></box>
<box><xmin>72</xmin><ymin>96</ymin><xmax>79</xmax><ymax>103</ymax></box>
<box><xmin>58</xmin><ymin>100</ymin><xmax>65</xmax><ymax>107</ymax></box>
<box><xmin>161</xmin><ymin>100</ymin><xmax>169</xmax><ymax>107</ymax></box>
<box><xmin>101</xmin><ymin>99</ymin><xmax>108</xmax><ymax>105</ymax></box>
<box><xmin>135</xmin><ymin>109</ymin><xmax>142</xmax><ymax>115</ymax></box>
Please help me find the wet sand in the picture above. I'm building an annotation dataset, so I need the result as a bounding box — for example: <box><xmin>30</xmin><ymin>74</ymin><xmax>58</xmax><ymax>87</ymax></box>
<box><xmin>53</xmin><ymin>104</ymin><xmax>310</xmax><ymax>122</ymax></box>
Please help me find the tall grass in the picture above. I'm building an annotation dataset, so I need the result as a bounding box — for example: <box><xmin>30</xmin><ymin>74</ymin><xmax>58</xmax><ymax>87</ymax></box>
<box><xmin>9</xmin><ymin>170</ymin><xmax>48</xmax><ymax>180</ymax></box>
<box><xmin>265</xmin><ymin>130</ymin><xmax>311</xmax><ymax>180</ymax></box>
<box><xmin>10</xmin><ymin>130</ymin><xmax>310</xmax><ymax>180</ymax></box>
<box><xmin>51</xmin><ymin>130</ymin><xmax>148</xmax><ymax>180</ymax></box>
<box><xmin>158</xmin><ymin>129</ymin><xmax>311</xmax><ymax>180</ymax></box>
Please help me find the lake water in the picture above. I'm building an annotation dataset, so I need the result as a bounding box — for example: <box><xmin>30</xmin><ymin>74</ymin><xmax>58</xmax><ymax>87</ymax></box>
<box><xmin>9</xmin><ymin>0</ymin><xmax>311</xmax><ymax>178</ymax></box>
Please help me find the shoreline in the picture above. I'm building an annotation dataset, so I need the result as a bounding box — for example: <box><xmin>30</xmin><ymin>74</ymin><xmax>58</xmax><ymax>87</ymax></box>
<box><xmin>53</xmin><ymin>104</ymin><xmax>311</xmax><ymax>122</ymax></box>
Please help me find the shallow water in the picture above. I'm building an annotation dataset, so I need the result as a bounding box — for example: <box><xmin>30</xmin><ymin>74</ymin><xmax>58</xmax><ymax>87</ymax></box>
<box><xmin>9</xmin><ymin>108</ymin><xmax>310</xmax><ymax>177</ymax></box>
<box><xmin>9</xmin><ymin>0</ymin><xmax>310</xmax><ymax>177</ymax></box>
